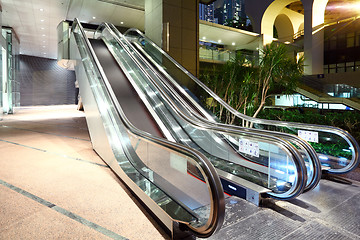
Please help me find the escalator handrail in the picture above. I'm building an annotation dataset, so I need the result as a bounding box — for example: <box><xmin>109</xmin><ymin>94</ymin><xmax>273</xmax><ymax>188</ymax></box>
<box><xmin>124</xmin><ymin>28</ymin><xmax>360</xmax><ymax>174</ymax></box>
<box><xmin>72</xmin><ymin>18</ymin><xmax>225</xmax><ymax>238</ymax></box>
<box><xmin>117</xmin><ymin>26</ymin><xmax>321</xmax><ymax>193</ymax></box>
<box><xmin>103</xmin><ymin>23</ymin><xmax>308</xmax><ymax>200</ymax></box>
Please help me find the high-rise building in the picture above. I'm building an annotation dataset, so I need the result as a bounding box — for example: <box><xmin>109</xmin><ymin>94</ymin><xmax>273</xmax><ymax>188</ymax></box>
<box><xmin>204</xmin><ymin>0</ymin><xmax>247</xmax><ymax>27</ymax></box>
<box><xmin>199</xmin><ymin>2</ymin><xmax>217</xmax><ymax>23</ymax></box>
<box><xmin>222</xmin><ymin>0</ymin><xmax>245</xmax><ymax>23</ymax></box>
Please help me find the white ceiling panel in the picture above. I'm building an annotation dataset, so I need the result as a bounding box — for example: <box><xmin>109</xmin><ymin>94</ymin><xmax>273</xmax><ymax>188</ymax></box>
<box><xmin>2</xmin><ymin>0</ymin><xmax>145</xmax><ymax>59</ymax></box>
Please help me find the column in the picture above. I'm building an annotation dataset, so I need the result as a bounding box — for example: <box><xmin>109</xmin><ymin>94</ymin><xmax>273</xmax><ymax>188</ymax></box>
<box><xmin>303</xmin><ymin>0</ymin><xmax>324</xmax><ymax>75</ymax></box>
<box><xmin>145</xmin><ymin>0</ymin><xmax>199</xmax><ymax>77</ymax></box>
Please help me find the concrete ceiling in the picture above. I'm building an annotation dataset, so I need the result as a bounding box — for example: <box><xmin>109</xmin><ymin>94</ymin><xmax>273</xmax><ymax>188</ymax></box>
<box><xmin>199</xmin><ymin>20</ymin><xmax>260</xmax><ymax>51</ymax></box>
<box><xmin>2</xmin><ymin>0</ymin><xmax>355</xmax><ymax>60</ymax></box>
<box><xmin>1</xmin><ymin>0</ymin><xmax>145</xmax><ymax>59</ymax></box>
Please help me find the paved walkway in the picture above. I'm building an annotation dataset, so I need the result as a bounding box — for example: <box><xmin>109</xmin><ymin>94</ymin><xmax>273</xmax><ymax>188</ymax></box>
<box><xmin>1</xmin><ymin>105</ymin><xmax>359</xmax><ymax>240</ymax></box>
<box><xmin>0</xmin><ymin>105</ymin><xmax>168</xmax><ymax>240</ymax></box>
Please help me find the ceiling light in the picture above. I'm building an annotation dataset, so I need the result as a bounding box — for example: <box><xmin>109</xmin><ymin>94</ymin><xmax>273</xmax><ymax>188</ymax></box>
<box><xmin>92</xmin><ymin>16</ymin><xmax>96</xmax><ymax>19</ymax></box>
<box><xmin>42</xmin><ymin>34</ymin><xmax>46</xmax><ymax>37</ymax></box>
<box><xmin>232</xmin><ymin>42</ymin><xmax>235</xmax><ymax>45</ymax></box>
<box><xmin>284</xmin><ymin>41</ymin><xmax>291</xmax><ymax>44</ymax></box>
<box><xmin>42</xmin><ymin>46</ymin><xmax>46</xmax><ymax>48</ymax></box>
<box><xmin>120</xmin><ymin>22</ymin><xmax>124</xmax><ymax>24</ymax></box>
<box><xmin>218</xmin><ymin>40</ymin><xmax>222</xmax><ymax>43</ymax></box>
<box><xmin>43</xmin><ymin>52</ymin><xmax>46</xmax><ymax>54</ymax></box>
<box><xmin>41</xmin><ymin>27</ymin><xmax>45</xmax><ymax>30</ymax></box>
<box><xmin>40</xmin><ymin>19</ymin><xmax>44</xmax><ymax>22</ymax></box>
<box><xmin>40</xmin><ymin>8</ymin><xmax>44</xmax><ymax>11</ymax></box>
<box><xmin>202</xmin><ymin>36</ymin><xmax>206</xmax><ymax>40</ymax></box>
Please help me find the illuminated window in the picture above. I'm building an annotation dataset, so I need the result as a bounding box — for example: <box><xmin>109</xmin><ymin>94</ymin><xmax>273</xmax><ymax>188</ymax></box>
<box><xmin>346</xmin><ymin>62</ymin><xmax>355</xmax><ymax>72</ymax></box>
<box><xmin>324</xmin><ymin>65</ymin><xmax>329</xmax><ymax>73</ymax></box>
<box><xmin>337</xmin><ymin>63</ymin><xmax>345</xmax><ymax>73</ymax></box>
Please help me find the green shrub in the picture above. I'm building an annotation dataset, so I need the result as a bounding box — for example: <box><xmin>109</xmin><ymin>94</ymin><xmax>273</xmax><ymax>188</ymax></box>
<box><xmin>258</xmin><ymin>108</ymin><xmax>360</xmax><ymax>145</ymax></box>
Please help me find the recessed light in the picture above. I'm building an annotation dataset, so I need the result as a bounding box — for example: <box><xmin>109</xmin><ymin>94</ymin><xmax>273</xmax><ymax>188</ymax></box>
<box><xmin>40</xmin><ymin>8</ymin><xmax>44</xmax><ymax>11</ymax></box>
<box><xmin>41</xmin><ymin>27</ymin><xmax>45</xmax><ymax>30</ymax></box>
<box><xmin>284</xmin><ymin>41</ymin><xmax>291</xmax><ymax>44</ymax></box>
<box><xmin>42</xmin><ymin>34</ymin><xmax>46</xmax><ymax>37</ymax></box>
<box><xmin>40</xmin><ymin>19</ymin><xmax>44</xmax><ymax>22</ymax></box>
<box><xmin>42</xmin><ymin>46</ymin><xmax>46</xmax><ymax>48</ymax></box>
<box><xmin>120</xmin><ymin>22</ymin><xmax>124</xmax><ymax>24</ymax></box>
<box><xmin>202</xmin><ymin>36</ymin><xmax>206</xmax><ymax>40</ymax></box>
<box><xmin>43</xmin><ymin>52</ymin><xmax>46</xmax><ymax>54</ymax></box>
<box><xmin>92</xmin><ymin>16</ymin><xmax>96</xmax><ymax>19</ymax></box>
<box><xmin>232</xmin><ymin>42</ymin><xmax>235</xmax><ymax>45</ymax></box>
<box><xmin>218</xmin><ymin>39</ymin><xmax>222</xmax><ymax>43</ymax></box>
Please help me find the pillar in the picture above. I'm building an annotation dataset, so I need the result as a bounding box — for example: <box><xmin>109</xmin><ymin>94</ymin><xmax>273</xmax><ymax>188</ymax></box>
<box><xmin>303</xmin><ymin>0</ymin><xmax>325</xmax><ymax>75</ymax></box>
<box><xmin>303</xmin><ymin>0</ymin><xmax>329</xmax><ymax>75</ymax></box>
<box><xmin>145</xmin><ymin>0</ymin><xmax>199</xmax><ymax>77</ymax></box>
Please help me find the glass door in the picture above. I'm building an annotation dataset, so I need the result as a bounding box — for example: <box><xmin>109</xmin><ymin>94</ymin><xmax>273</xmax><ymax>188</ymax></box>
<box><xmin>1</xmin><ymin>46</ymin><xmax>6</xmax><ymax>116</ymax></box>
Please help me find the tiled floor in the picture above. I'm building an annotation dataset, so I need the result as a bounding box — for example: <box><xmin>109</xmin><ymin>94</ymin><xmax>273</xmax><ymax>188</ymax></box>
<box><xmin>1</xmin><ymin>105</ymin><xmax>359</xmax><ymax>240</ymax></box>
<box><xmin>0</xmin><ymin>105</ymin><xmax>168</xmax><ymax>240</ymax></box>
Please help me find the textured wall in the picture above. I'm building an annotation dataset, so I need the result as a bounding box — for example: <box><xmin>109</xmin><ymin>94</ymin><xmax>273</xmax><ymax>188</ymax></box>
<box><xmin>19</xmin><ymin>55</ymin><xmax>76</xmax><ymax>106</ymax></box>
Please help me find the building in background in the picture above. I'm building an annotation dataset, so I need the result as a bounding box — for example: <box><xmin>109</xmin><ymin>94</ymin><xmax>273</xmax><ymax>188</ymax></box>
<box><xmin>199</xmin><ymin>2</ymin><xmax>217</xmax><ymax>23</ymax></box>
<box><xmin>201</xmin><ymin>0</ymin><xmax>251</xmax><ymax>31</ymax></box>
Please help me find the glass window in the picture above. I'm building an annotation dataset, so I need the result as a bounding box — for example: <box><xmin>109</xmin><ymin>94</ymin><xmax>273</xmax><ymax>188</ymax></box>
<box><xmin>323</xmin><ymin>65</ymin><xmax>329</xmax><ymax>74</ymax></box>
<box><xmin>346</xmin><ymin>32</ymin><xmax>355</xmax><ymax>48</ymax></box>
<box><xmin>329</xmin><ymin>68</ymin><xmax>336</xmax><ymax>73</ymax></box>
<box><xmin>356</xmin><ymin>31</ymin><xmax>360</xmax><ymax>47</ymax></box>
<box><xmin>324</xmin><ymin>40</ymin><xmax>329</xmax><ymax>51</ymax></box>
<box><xmin>330</xmin><ymin>36</ymin><xmax>337</xmax><ymax>50</ymax></box>
<box><xmin>346</xmin><ymin>66</ymin><xmax>354</xmax><ymax>72</ymax></box>
<box><xmin>337</xmin><ymin>67</ymin><xmax>345</xmax><ymax>73</ymax></box>
<box><xmin>346</xmin><ymin>62</ymin><xmax>354</xmax><ymax>67</ymax></box>
<box><xmin>338</xmin><ymin>35</ymin><xmax>346</xmax><ymax>49</ymax></box>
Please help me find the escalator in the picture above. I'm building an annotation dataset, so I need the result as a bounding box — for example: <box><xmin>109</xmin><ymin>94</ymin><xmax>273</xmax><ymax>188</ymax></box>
<box><xmin>89</xmin><ymin>39</ymin><xmax>163</xmax><ymax>138</ymax></box>
<box><xmin>70</xmin><ymin>18</ymin><xmax>225</xmax><ymax>239</ymax></box>
<box><xmin>68</xmin><ymin>18</ymin><xmax>359</xmax><ymax>237</ymax></box>
<box><xmin>121</xmin><ymin>28</ymin><xmax>360</xmax><ymax>176</ymax></box>
<box><xmin>92</xmin><ymin>23</ymin><xmax>310</xmax><ymax>201</ymax></box>
<box><xmin>296</xmin><ymin>76</ymin><xmax>360</xmax><ymax>111</ymax></box>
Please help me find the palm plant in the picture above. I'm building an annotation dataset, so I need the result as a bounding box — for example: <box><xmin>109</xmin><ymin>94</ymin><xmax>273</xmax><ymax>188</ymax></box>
<box><xmin>252</xmin><ymin>42</ymin><xmax>304</xmax><ymax>120</ymax></box>
<box><xmin>200</xmin><ymin>42</ymin><xmax>304</xmax><ymax>127</ymax></box>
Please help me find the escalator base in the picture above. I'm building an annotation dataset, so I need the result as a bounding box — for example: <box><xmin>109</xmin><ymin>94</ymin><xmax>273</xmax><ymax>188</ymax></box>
<box><xmin>208</xmin><ymin>179</ymin><xmax>360</xmax><ymax>239</ymax></box>
<box><xmin>217</xmin><ymin>169</ymin><xmax>270</xmax><ymax>206</ymax></box>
